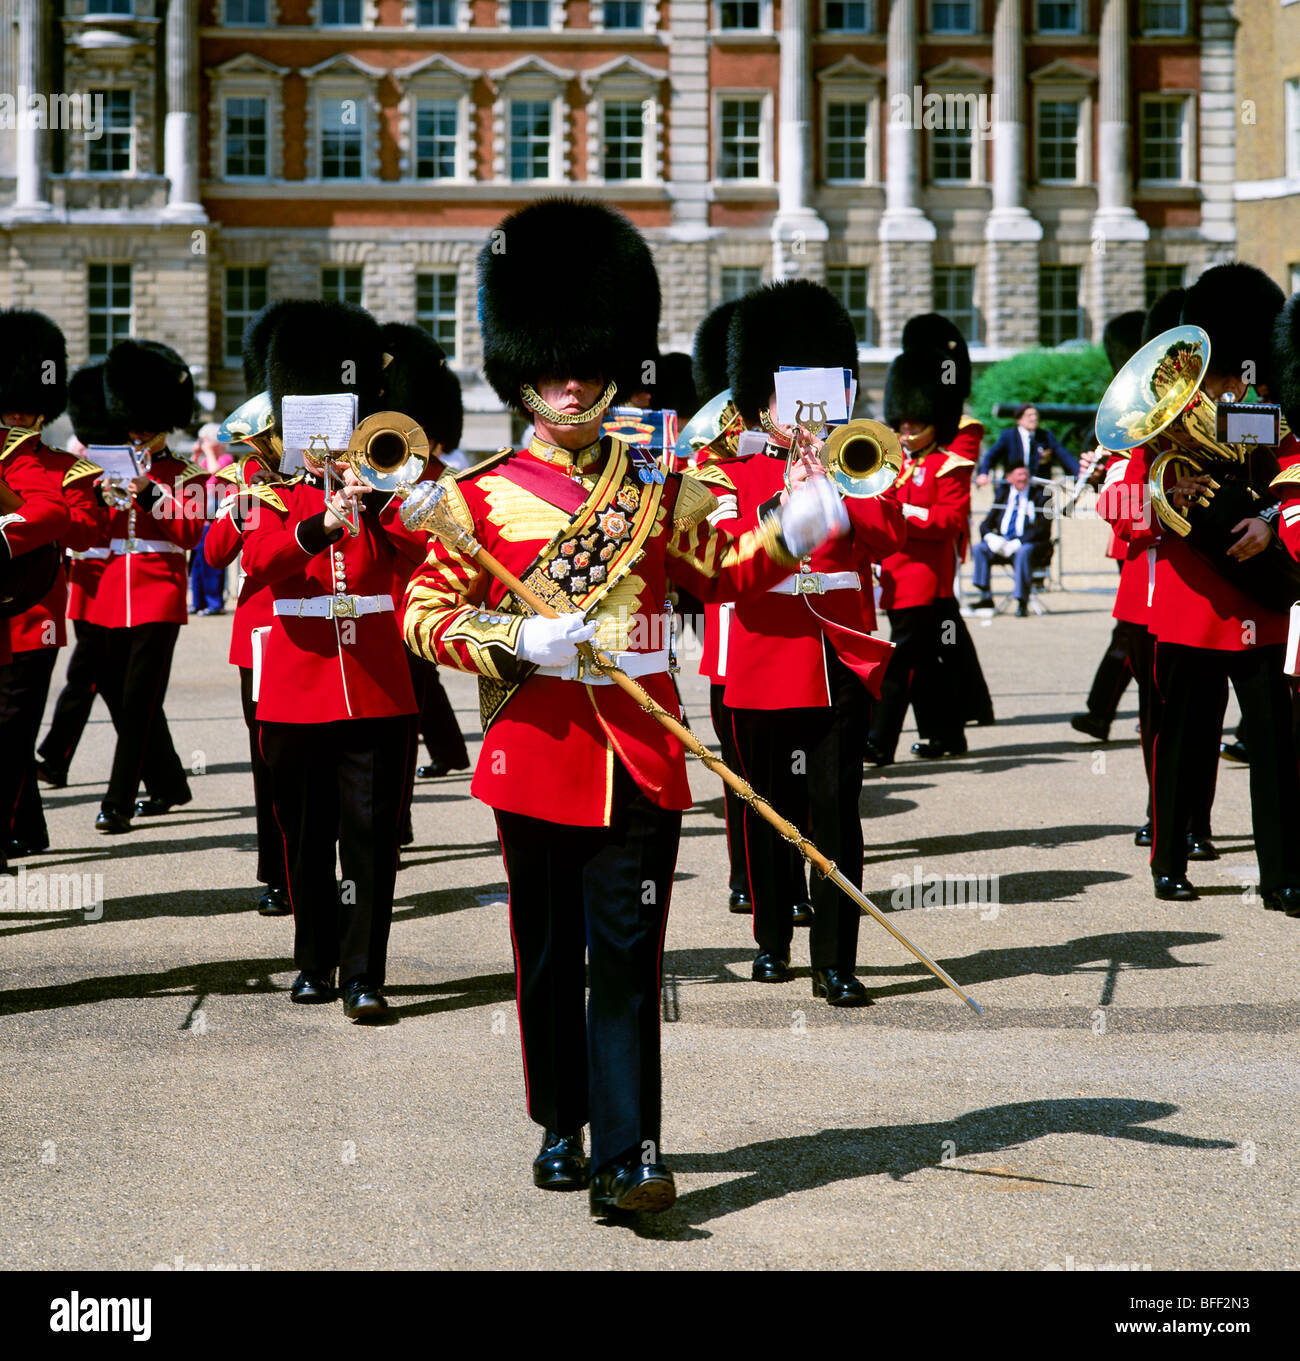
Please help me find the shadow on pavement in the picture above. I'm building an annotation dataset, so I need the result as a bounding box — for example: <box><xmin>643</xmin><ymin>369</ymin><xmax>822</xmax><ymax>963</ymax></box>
<box><xmin>864</xmin><ymin>823</ymin><xmax>1134</xmax><ymax>864</ymax></box>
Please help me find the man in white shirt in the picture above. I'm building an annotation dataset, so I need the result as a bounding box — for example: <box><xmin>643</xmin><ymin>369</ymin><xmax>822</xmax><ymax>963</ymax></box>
<box><xmin>969</xmin><ymin>464</ymin><xmax>1053</xmax><ymax>615</ymax></box>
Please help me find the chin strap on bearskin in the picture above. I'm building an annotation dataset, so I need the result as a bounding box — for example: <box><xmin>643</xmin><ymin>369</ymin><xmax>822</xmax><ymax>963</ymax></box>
<box><xmin>521</xmin><ymin>380</ymin><xmax>619</xmax><ymax>426</ymax></box>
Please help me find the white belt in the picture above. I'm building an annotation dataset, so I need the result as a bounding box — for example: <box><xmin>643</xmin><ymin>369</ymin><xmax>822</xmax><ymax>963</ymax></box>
<box><xmin>110</xmin><ymin>537</ymin><xmax>183</xmax><ymax>556</ymax></box>
<box><xmin>273</xmin><ymin>593</ymin><xmax>395</xmax><ymax>620</ymax></box>
<box><xmin>69</xmin><ymin>546</ymin><xmax>111</xmax><ymax>561</ymax></box>
<box><xmin>769</xmin><ymin>570</ymin><xmax>862</xmax><ymax>596</ymax></box>
<box><xmin>551</xmin><ymin>647</ymin><xmax>670</xmax><ymax>685</ymax></box>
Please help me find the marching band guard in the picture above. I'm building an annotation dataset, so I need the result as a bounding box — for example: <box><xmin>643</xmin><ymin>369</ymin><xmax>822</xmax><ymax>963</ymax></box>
<box><xmin>81</xmin><ymin>342</ymin><xmax>206</xmax><ymax>834</ymax></box>
<box><xmin>402</xmin><ymin>199</ymin><xmax>846</xmax><ymax>1214</ymax></box>
<box><xmin>0</xmin><ymin>312</ymin><xmax>103</xmax><ymax>862</ymax></box>
<box><xmin>867</xmin><ymin>345</ymin><xmax>974</xmax><ymax>764</ymax></box>
<box><xmin>715</xmin><ymin>281</ymin><xmax>902</xmax><ymax>1001</ymax></box>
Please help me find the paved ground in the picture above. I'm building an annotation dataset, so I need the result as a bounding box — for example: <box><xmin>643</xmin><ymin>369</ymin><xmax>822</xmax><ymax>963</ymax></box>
<box><xmin>2</xmin><ymin>576</ymin><xmax>1297</xmax><ymax>1272</ymax></box>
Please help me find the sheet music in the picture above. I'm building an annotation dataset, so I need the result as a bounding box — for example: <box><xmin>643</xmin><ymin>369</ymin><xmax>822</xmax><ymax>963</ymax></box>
<box><xmin>280</xmin><ymin>394</ymin><xmax>358</xmax><ymax>476</ymax></box>
<box><xmin>774</xmin><ymin>368</ymin><xmax>849</xmax><ymax>428</ymax></box>
<box><xmin>87</xmin><ymin>445</ymin><xmax>140</xmax><ymax>480</ymax></box>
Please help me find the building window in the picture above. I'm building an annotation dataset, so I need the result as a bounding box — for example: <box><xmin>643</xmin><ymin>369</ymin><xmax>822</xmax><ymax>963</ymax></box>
<box><xmin>604</xmin><ymin>1</ymin><xmax>644</xmax><ymax>25</ymax></box>
<box><xmin>87</xmin><ymin>264</ymin><xmax>132</xmax><ymax>360</ymax></box>
<box><xmin>1139</xmin><ymin>97</ymin><xmax>1188</xmax><ymax>182</ymax></box>
<box><xmin>934</xmin><ymin>266</ymin><xmax>978</xmax><ymax>343</ymax></box>
<box><xmin>825</xmin><ymin>1</ymin><xmax>871</xmax><ymax>29</ymax></box>
<box><xmin>930</xmin><ymin>1</ymin><xmax>975</xmax><ymax>33</ymax></box>
<box><xmin>319</xmin><ymin>97</ymin><xmax>365</xmax><ymax>179</ymax></box>
<box><xmin>603</xmin><ymin>101</ymin><xmax>646</xmax><ymax>182</ymax></box>
<box><xmin>224</xmin><ymin>0</ymin><xmax>269</xmax><ymax>21</ymax></box>
<box><xmin>86</xmin><ymin>0</ymin><xmax>133</xmax><ymax>13</ymax></box>
<box><xmin>319</xmin><ymin>0</ymin><xmax>363</xmax><ymax>23</ymax></box>
<box><xmin>224</xmin><ymin>267</ymin><xmax>268</xmax><ymax>367</ymax></box>
<box><xmin>415</xmin><ymin>0</ymin><xmax>457</xmax><ymax>21</ymax></box>
<box><xmin>223</xmin><ymin>96</ymin><xmax>268</xmax><ymax>179</ymax></box>
<box><xmin>1287</xmin><ymin>79</ymin><xmax>1300</xmax><ymax>179</ymax></box>
<box><xmin>87</xmin><ymin>90</ymin><xmax>132</xmax><ymax>173</ymax></box>
<box><xmin>509</xmin><ymin>100</ymin><xmax>552</xmax><ymax>180</ymax></box>
<box><xmin>827</xmin><ymin>266</ymin><xmax>872</xmax><ymax>343</ymax></box>
<box><xmin>1036</xmin><ymin>1</ymin><xmax>1080</xmax><ymax>31</ymax></box>
<box><xmin>718</xmin><ymin>97</ymin><xmax>764</xmax><ymax>180</ymax></box>
<box><xmin>930</xmin><ymin>119</ymin><xmax>972</xmax><ymax>182</ymax></box>
<box><xmin>322</xmin><ymin>266</ymin><xmax>363</xmax><ymax>305</ymax></box>
<box><xmin>825</xmin><ymin>100</ymin><xmax>870</xmax><ymax>182</ymax></box>
<box><xmin>1039</xmin><ymin>265</ymin><xmax>1084</xmax><ymax>347</ymax></box>
<box><xmin>414</xmin><ymin>99</ymin><xmax>459</xmax><ymax>179</ymax></box>
<box><xmin>510</xmin><ymin>0</ymin><xmax>550</xmax><ymax>25</ymax></box>
<box><xmin>1037</xmin><ymin>98</ymin><xmax>1080</xmax><ymax>182</ymax></box>
<box><xmin>720</xmin><ymin>265</ymin><xmax>762</xmax><ymax>302</ymax></box>
<box><xmin>416</xmin><ymin>274</ymin><xmax>458</xmax><ymax>361</ymax></box>
<box><xmin>1144</xmin><ymin>264</ymin><xmax>1184</xmax><ymax>307</ymax></box>
<box><xmin>719</xmin><ymin>1</ymin><xmax>762</xmax><ymax>28</ymax></box>
<box><xmin>1139</xmin><ymin>0</ymin><xmax>1187</xmax><ymax>34</ymax></box>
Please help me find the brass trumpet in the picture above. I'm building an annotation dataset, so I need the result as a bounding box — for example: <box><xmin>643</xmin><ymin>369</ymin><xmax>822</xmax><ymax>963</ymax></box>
<box><xmin>326</xmin><ymin>410</ymin><xmax>430</xmax><ymax>534</ymax></box>
<box><xmin>819</xmin><ymin>419</ymin><xmax>904</xmax><ymax>499</ymax></box>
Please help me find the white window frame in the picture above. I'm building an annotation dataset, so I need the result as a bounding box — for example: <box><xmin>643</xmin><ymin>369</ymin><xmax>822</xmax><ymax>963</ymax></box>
<box><xmin>928</xmin><ymin>0</ymin><xmax>977</xmax><ymax>35</ymax></box>
<box><xmin>1138</xmin><ymin>0</ymin><xmax>1188</xmax><ymax>35</ymax></box>
<box><xmin>302</xmin><ymin>55</ymin><xmax>385</xmax><ymax>183</ymax></box>
<box><xmin>822</xmin><ymin>0</ymin><xmax>874</xmax><ymax>32</ymax></box>
<box><xmin>207</xmin><ymin>56</ymin><xmax>288</xmax><ymax>184</ymax></box>
<box><xmin>416</xmin><ymin>270</ymin><xmax>461</xmax><ymax>365</ymax></box>
<box><xmin>397</xmin><ymin>54</ymin><xmax>479</xmax><ymax>184</ymax></box>
<box><xmin>713</xmin><ymin>90</ymin><xmax>773</xmax><ymax>184</ymax></box>
<box><xmin>825</xmin><ymin>263</ymin><xmax>873</xmax><ymax>343</ymax></box>
<box><xmin>932</xmin><ymin>264</ymin><xmax>979</xmax><ymax>344</ymax></box>
<box><xmin>580</xmin><ymin>57</ymin><xmax>667</xmax><ymax>185</ymax></box>
<box><xmin>404</xmin><ymin>0</ymin><xmax>472</xmax><ymax>27</ymax></box>
<box><xmin>1034</xmin><ymin>0</ymin><xmax>1082</xmax><ymax>34</ymax></box>
<box><xmin>223</xmin><ymin>265</ymin><xmax>270</xmax><ymax>368</ymax></box>
<box><xmin>713</xmin><ymin>0</ymin><xmax>773</xmax><ymax>34</ymax></box>
<box><xmin>1039</xmin><ymin>263</ymin><xmax>1086</xmax><ymax>347</ymax></box>
<box><xmin>321</xmin><ymin>264</ymin><xmax>365</xmax><ymax>307</ymax></box>
<box><xmin>222</xmin><ymin>0</ymin><xmax>278</xmax><ymax>23</ymax></box>
<box><xmin>87</xmin><ymin>263</ymin><xmax>133</xmax><ymax>362</ymax></box>
<box><xmin>491</xmin><ymin>56</ymin><xmax>571</xmax><ymax>183</ymax></box>
<box><xmin>87</xmin><ymin>87</ymin><xmax>135</xmax><ymax>175</ymax></box>
<box><xmin>592</xmin><ymin>0</ymin><xmax>659</xmax><ymax>31</ymax></box>
<box><xmin>1286</xmin><ymin>79</ymin><xmax>1300</xmax><ymax>180</ymax></box>
<box><xmin>1028</xmin><ymin>61</ymin><xmax>1095</xmax><ymax>187</ymax></box>
<box><xmin>1137</xmin><ymin>93</ymin><xmax>1195</xmax><ymax>187</ymax></box>
<box><xmin>313</xmin><ymin>0</ymin><xmax>376</xmax><ymax>27</ymax></box>
<box><xmin>498</xmin><ymin>0</ymin><xmax>563</xmax><ymax>32</ymax></box>
<box><xmin>817</xmin><ymin>58</ymin><xmax>882</xmax><ymax>186</ymax></box>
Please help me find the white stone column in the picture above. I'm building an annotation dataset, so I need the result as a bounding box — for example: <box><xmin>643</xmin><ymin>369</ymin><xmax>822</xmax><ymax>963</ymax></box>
<box><xmin>11</xmin><ymin>0</ymin><xmax>53</xmax><ymax>220</ymax></box>
<box><xmin>771</xmin><ymin>0</ymin><xmax>828</xmax><ymax>280</ymax></box>
<box><xmin>163</xmin><ymin>0</ymin><xmax>207</xmax><ymax>221</ymax></box>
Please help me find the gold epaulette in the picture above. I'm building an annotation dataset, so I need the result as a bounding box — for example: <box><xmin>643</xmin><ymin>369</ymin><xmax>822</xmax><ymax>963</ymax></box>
<box><xmin>0</xmin><ymin>426</ymin><xmax>40</xmax><ymax>462</ymax></box>
<box><xmin>936</xmin><ymin>452</ymin><xmax>975</xmax><ymax>478</ymax></box>
<box><xmin>63</xmin><ymin>458</ymin><xmax>103</xmax><ymax>487</ymax></box>
<box><xmin>455</xmin><ymin>447</ymin><xmax>515</xmax><ymax>482</ymax></box>
<box><xmin>244</xmin><ymin>482</ymin><xmax>289</xmax><ymax>513</ymax></box>
<box><xmin>1269</xmin><ymin>463</ymin><xmax>1300</xmax><ymax>491</ymax></box>
<box><xmin>958</xmin><ymin>414</ymin><xmax>982</xmax><ymax>430</ymax></box>
<box><xmin>670</xmin><ymin>470</ymin><xmax>718</xmax><ymax>533</ymax></box>
<box><xmin>683</xmin><ymin>460</ymin><xmax>737</xmax><ymax>492</ymax></box>
<box><xmin>213</xmin><ymin>462</ymin><xmax>243</xmax><ymax>486</ymax></box>
<box><xmin>435</xmin><ymin>469</ymin><xmax>477</xmax><ymax>537</ymax></box>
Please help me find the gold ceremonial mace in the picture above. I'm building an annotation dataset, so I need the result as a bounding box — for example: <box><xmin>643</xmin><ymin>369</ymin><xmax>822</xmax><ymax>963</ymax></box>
<box><xmin>409</xmin><ymin>483</ymin><xmax>984</xmax><ymax>1017</ymax></box>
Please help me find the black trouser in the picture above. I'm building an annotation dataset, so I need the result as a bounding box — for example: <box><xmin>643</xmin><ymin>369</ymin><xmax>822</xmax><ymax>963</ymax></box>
<box><xmin>1085</xmin><ymin>619</ymin><xmax>1140</xmax><ymax>728</ymax></box>
<box><xmin>38</xmin><ymin>620</ymin><xmax>105</xmax><ymax>779</ymax></box>
<box><xmin>710</xmin><ymin>683</ymin><xmax>749</xmax><ymax>896</ymax></box>
<box><xmin>871</xmin><ymin>603</ymin><xmax>964</xmax><ymax>759</ymax></box>
<box><xmin>259</xmin><ymin>715</ymin><xmax>415</xmax><ymax>985</ymax></box>
<box><xmin>1151</xmin><ymin>642</ymin><xmax>1300</xmax><ymax>888</ymax></box>
<box><xmin>96</xmin><ymin>622</ymin><xmax>189</xmax><ymax>815</ymax></box>
<box><xmin>732</xmin><ymin>646</ymin><xmax>868</xmax><ymax>970</ymax></box>
<box><xmin>0</xmin><ymin>647</ymin><xmax>59</xmax><ymax>848</ymax></box>
<box><xmin>411</xmin><ymin>652</ymin><xmax>469</xmax><ymax>770</ymax></box>
<box><xmin>496</xmin><ymin>762</ymin><xmax>680</xmax><ymax>1171</ymax></box>
<box><xmin>238</xmin><ymin>666</ymin><xmax>282</xmax><ymax>890</ymax></box>
<box><xmin>915</xmin><ymin>599</ymin><xmax>994</xmax><ymax>735</ymax></box>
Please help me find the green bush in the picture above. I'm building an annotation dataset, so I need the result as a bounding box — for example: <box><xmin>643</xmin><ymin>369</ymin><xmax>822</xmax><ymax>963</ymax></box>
<box><xmin>969</xmin><ymin>344</ymin><xmax>1113</xmax><ymax>451</ymax></box>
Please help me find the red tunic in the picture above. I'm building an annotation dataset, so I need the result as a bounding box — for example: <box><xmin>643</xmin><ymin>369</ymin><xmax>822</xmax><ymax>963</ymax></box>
<box><xmin>239</xmin><ymin>476</ymin><xmax>422</xmax><ymax>724</ymax></box>
<box><xmin>402</xmin><ymin>438</ymin><xmax>798</xmax><ymax>826</ymax></box>
<box><xmin>82</xmin><ymin>453</ymin><xmax>210</xmax><ymax>629</ymax></box>
<box><xmin>877</xmin><ymin>447</ymin><xmax>973</xmax><ymax>610</ymax></box>
<box><xmin>1096</xmin><ymin>449</ymin><xmax>1158</xmax><ymax>627</ymax></box>
<box><xmin>203</xmin><ymin>489</ymin><xmax>276</xmax><ymax>671</ymax></box>
<box><xmin>1269</xmin><ymin>432</ymin><xmax>1300</xmax><ymax>563</ymax></box>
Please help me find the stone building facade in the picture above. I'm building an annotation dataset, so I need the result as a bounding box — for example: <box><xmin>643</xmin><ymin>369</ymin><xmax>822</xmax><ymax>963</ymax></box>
<box><xmin>1</xmin><ymin>0</ymin><xmax>1238</xmax><ymax>447</ymax></box>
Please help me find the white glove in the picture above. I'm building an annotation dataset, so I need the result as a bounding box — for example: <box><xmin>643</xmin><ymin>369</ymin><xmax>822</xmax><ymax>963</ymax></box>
<box><xmin>1003</xmin><ymin>538</ymin><xmax>1022</xmax><ymax>556</ymax></box>
<box><xmin>518</xmin><ymin>612</ymin><xmax>598</xmax><ymax>668</ymax></box>
<box><xmin>779</xmin><ymin>477</ymin><xmax>849</xmax><ymax>558</ymax></box>
<box><xmin>982</xmin><ymin>532</ymin><xmax>1007</xmax><ymax>556</ymax></box>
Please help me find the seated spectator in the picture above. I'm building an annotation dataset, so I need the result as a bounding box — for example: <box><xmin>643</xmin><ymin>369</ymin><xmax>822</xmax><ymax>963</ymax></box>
<box><xmin>969</xmin><ymin>464</ymin><xmax>1054</xmax><ymax>617</ymax></box>
<box><xmin>976</xmin><ymin>403</ymin><xmax>1078</xmax><ymax>485</ymax></box>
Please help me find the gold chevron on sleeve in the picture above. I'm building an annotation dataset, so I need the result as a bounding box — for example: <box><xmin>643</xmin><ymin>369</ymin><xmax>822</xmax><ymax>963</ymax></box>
<box><xmin>62</xmin><ymin>458</ymin><xmax>103</xmax><ymax>486</ymax></box>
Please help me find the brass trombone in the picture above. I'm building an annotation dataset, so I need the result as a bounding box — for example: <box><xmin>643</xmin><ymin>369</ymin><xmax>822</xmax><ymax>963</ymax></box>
<box><xmin>322</xmin><ymin>410</ymin><xmax>430</xmax><ymax>534</ymax></box>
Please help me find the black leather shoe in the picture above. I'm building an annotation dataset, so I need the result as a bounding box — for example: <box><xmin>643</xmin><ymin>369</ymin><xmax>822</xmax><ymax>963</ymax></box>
<box><xmin>134</xmin><ymin>792</ymin><xmax>192</xmax><ymax>817</ymax></box>
<box><xmin>1070</xmin><ymin>713</ymin><xmax>1110</xmax><ymax>742</ymax></box>
<box><xmin>399</xmin><ymin>817</ymin><xmax>414</xmax><ymax>847</ymax></box>
<box><xmin>1134</xmin><ymin>823</ymin><xmax>1153</xmax><ymax>847</ymax></box>
<box><xmin>34</xmin><ymin>762</ymin><xmax>66</xmax><ymax>788</ymax></box>
<box><xmin>95</xmin><ymin>809</ymin><xmax>132</xmax><ymax>835</ymax></box>
<box><xmin>1219</xmin><ymin>741</ymin><xmax>1250</xmax><ymax>764</ymax></box>
<box><xmin>1016</xmin><ymin>600</ymin><xmax>1029</xmax><ymax>617</ymax></box>
<box><xmin>1261</xmin><ymin>886</ymin><xmax>1300</xmax><ymax>915</ymax></box>
<box><xmin>290</xmin><ymin>971</ymin><xmax>336</xmax><ymax>1003</ymax></box>
<box><xmin>256</xmin><ymin>887</ymin><xmax>291</xmax><ymax>916</ymax></box>
<box><xmin>416</xmin><ymin>760</ymin><xmax>469</xmax><ymax>779</ymax></box>
<box><xmin>792</xmin><ymin>900</ymin><xmax>813</xmax><ymax>927</ymax></box>
<box><xmin>342</xmin><ymin>979</ymin><xmax>389</xmax><ymax>1022</ymax></box>
<box><xmin>811</xmin><ymin>968</ymin><xmax>873</xmax><ymax>1007</ymax></box>
<box><xmin>1153</xmin><ymin>875</ymin><xmax>1197</xmax><ymax>902</ymax></box>
<box><xmin>727</xmin><ymin>887</ymin><xmax>752</xmax><ymax>913</ymax></box>
<box><xmin>751</xmin><ymin>951</ymin><xmax>791</xmax><ymax>983</ymax></box>
<box><xmin>1186</xmin><ymin>834</ymin><xmax>1219</xmax><ymax>862</ymax></box>
<box><xmin>6</xmin><ymin>837</ymin><xmax>49</xmax><ymax>859</ymax></box>
<box><xmin>971</xmin><ymin>595</ymin><xmax>996</xmax><ymax>612</ymax></box>
<box><xmin>910</xmin><ymin>738</ymin><xmax>967</xmax><ymax>759</ymax></box>
<box><xmin>863</xmin><ymin>739</ymin><xmax>893</xmax><ymax>768</ymax></box>
<box><xmin>533</xmin><ymin>1130</ymin><xmax>590</xmax><ymax>1191</ymax></box>
<box><xmin>589</xmin><ymin>1160</ymin><xmax>676</xmax><ymax>1217</ymax></box>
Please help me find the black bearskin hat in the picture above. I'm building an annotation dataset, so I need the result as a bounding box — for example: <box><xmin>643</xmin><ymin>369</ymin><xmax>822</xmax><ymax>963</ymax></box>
<box><xmin>242</xmin><ymin>299</ymin><xmax>319</xmax><ymax>395</ymax></box>
<box><xmin>692</xmin><ymin>300</ymin><xmax>740</xmax><ymax>401</ymax></box>
<box><xmin>884</xmin><ymin>348</ymin><xmax>963</xmax><ymax>447</ymax></box>
<box><xmin>1182</xmin><ymin>262</ymin><xmax>1286</xmax><ymax>390</ymax></box>
<box><xmin>901</xmin><ymin>313</ymin><xmax>970</xmax><ymax>401</ymax></box>
<box><xmin>104</xmin><ymin>339</ymin><xmax>196</xmax><ymax>434</ymax></box>
<box><xmin>379</xmin><ymin>321</ymin><xmax>463</xmax><ymax>453</ymax></box>
<box><xmin>478</xmin><ymin>197</ymin><xmax>661</xmax><ymax>413</ymax></box>
<box><xmin>648</xmin><ymin>351</ymin><xmax>697</xmax><ymax>420</ymax></box>
<box><xmin>66</xmin><ymin>362</ymin><xmax>126</xmax><ymax>447</ymax></box>
<box><xmin>1271</xmin><ymin>293</ymin><xmax>1300</xmax><ymax>432</ymax></box>
<box><xmin>264</xmin><ymin>300</ymin><xmax>385</xmax><ymax>432</ymax></box>
<box><xmin>1103</xmin><ymin>310</ymin><xmax>1146</xmax><ymax>376</ymax></box>
<box><xmin>1141</xmin><ymin>287</ymin><xmax>1186</xmax><ymax>345</ymax></box>
<box><xmin>0</xmin><ymin>308</ymin><xmax>67</xmax><ymax>425</ymax></box>
<box><xmin>726</xmin><ymin>280</ymin><xmax>860</xmax><ymax>426</ymax></box>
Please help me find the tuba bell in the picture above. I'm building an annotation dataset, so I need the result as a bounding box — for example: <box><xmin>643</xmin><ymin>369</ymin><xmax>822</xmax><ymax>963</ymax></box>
<box><xmin>820</xmin><ymin>419</ymin><xmax>904</xmax><ymax>499</ymax></box>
